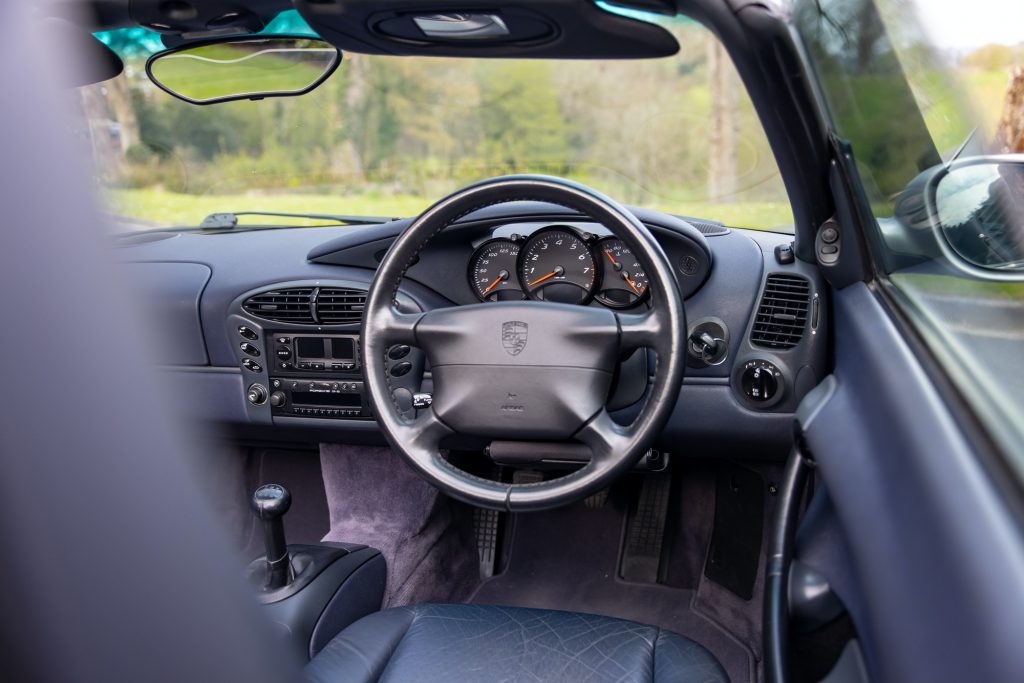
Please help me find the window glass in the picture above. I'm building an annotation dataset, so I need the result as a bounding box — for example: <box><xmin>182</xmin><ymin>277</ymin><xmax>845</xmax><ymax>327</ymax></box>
<box><xmin>83</xmin><ymin>11</ymin><xmax>793</xmax><ymax>231</ymax></box>
<box><xmin>794</xmin><ymin>0</ymin><xmax>1024</xmax><ymax>463</ymax></box>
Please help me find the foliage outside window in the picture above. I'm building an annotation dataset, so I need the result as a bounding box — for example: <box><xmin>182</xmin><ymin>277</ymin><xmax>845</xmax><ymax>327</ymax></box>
<box><xmin>82</xmin><ymin>12</ymin><xmax>793</xmax><ymax>231</ymax></box>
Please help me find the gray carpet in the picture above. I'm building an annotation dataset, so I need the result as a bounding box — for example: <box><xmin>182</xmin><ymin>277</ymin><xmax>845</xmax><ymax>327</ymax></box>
<box><xmin>319</xmin><ymin>444</ymin><xmax>480</xmax><ymax>607</ymax></box>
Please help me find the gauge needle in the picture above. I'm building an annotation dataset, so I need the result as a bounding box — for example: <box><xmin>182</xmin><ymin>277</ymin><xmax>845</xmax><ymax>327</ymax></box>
<box><xmin>604</xmin><ymin>249</ymin><xmax>622</xmax><ymax>271</ymax></box>
<box><xmin>528</xmin><ymin>265</ymin><xmax>564</xmax><ymax>287</ymax></box>
<box><xmin>482</xmin><ymin>270</ymin><xmax>508</xmax><ymax>295</ymax></box>
<box><xmin>623</xmin><ymin>273</ymin><xmax>643</xmax><ymax>295</ymax></box>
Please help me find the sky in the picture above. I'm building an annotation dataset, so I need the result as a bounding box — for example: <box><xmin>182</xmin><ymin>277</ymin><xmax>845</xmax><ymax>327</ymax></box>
<box><xmin>915</xmin><ymin>0</ymin><xmax>1024</xmax><ymax>50</ymax></box>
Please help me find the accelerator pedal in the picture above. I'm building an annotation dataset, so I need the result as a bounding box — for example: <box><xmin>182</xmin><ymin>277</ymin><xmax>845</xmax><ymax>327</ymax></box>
<box><xmin>620</xmin><ymin>473</ymin><xmax>672</xmax><ymax>583</ymax></box>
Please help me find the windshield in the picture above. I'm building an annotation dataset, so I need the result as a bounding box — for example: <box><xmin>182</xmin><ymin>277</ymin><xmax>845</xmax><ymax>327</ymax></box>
<box><xmin>84</xmin><ymin>10</ymin><xmax>793</xmax><ymax>232</ymax></box>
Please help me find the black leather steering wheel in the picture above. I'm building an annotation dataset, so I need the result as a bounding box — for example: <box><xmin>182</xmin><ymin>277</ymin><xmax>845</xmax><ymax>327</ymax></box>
<box><xmin>362</xmin><ymin>176</ymin><xmax>686</xmax><ymax>511</ymax></box>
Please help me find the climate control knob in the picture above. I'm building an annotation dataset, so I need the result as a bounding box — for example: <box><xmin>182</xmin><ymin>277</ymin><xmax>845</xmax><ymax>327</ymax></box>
<box><xmin>269</xmin><ymin>391</ymin><xmax>287</xmax><ymax>408</ymax></box>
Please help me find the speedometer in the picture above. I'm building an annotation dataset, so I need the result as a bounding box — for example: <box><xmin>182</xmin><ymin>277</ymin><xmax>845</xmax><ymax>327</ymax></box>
<box><xmin>518</xmin><ymin>227</ymin><xmax>597</xmax><ymax>304</ymax></box>
<box><xmin>469</xmin><ymin>238</ymin><xmax>525</xmax><ymax>302</ymax></box>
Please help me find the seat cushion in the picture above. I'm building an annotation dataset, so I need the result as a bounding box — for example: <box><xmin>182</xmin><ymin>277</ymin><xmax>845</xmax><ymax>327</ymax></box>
<box><xmin>304</xmin><ymin>603</ymin><xmax>728</xmax><ymax>683</ymax></box>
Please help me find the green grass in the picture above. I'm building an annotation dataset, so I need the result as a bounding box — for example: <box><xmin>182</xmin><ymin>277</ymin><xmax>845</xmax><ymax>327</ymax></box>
<box><xmin>105</xmin><ymin>188</ymin><xmax>795</xmax><ymax>232</ymax></box>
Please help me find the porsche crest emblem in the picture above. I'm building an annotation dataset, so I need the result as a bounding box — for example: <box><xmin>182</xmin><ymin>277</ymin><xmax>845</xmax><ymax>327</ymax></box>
<box><xmin>501</xmin><ymin>321</ymin><xmax>529</xmax><ymax>356</ymax></box>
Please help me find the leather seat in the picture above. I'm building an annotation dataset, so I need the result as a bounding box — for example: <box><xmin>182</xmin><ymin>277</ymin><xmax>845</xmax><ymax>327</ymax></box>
<box><xmin>305</xmin><ymin>603</ymin><xmax>728</xmax><ymax>682</ymax></box>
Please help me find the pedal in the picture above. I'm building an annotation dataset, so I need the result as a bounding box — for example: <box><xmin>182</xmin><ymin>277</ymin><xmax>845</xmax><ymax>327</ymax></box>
<box><xmin>584</xmin><ymin>488</ymin><xmax>610</xmax><ymax>508</ymax></box>
<box><xmin>620</xmin><ymin>473</ymin><xmax>672</xmax><ymax>583</ymax></box>
<box><xmin>473</xmin><ymin>507</ymin><xmax>501</xmax><ymax>578</ymax></box>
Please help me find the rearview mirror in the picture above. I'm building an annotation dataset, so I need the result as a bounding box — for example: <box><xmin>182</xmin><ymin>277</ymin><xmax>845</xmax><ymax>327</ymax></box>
<box><xmin>146</xmin><ymin>35</ymin><xmax>340</xmax><ymax>105</ymax></box>
<box><xmin>932</xmin><ymin>157</ymin><xmax>1024</xmax><ymax>273</ymax></box>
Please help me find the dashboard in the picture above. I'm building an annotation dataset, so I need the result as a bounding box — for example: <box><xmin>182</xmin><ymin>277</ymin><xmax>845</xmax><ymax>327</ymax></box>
<box><xmin>118</xmin><ymin>199</ymin><xmax>826</xmax><ymax>461</ymax></box>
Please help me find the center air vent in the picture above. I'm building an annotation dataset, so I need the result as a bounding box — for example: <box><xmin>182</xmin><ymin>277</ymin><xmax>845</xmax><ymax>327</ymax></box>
<box><xmin>316</xmin><ymin>287</ymin><xmax>366</xmax><ymax>325</ymax></box>
<box><xmin>242</xmin><ymin>286</ymin><xmax>367</xmax><ymax>326</ymax></box>
<box><xmin>243</xmin><ymin>288</ymin><xmax>315</xmax><ymax>324</ymax></box>
<box><xmin>750</xmin><ymin>274</ymin><xmax>811</xmax><ymax>350</ymax></box>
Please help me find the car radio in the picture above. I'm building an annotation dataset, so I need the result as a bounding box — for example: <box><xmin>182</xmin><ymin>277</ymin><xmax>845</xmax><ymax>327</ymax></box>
<box><xmin>267</xmin><ymin>378</ymin><xmax>372</xmax><ymax>420</ymax></box>
<box><xmin>269</xmin><ymin>333</ymin><xmax>360</xmax><ymax>373</ymax></box>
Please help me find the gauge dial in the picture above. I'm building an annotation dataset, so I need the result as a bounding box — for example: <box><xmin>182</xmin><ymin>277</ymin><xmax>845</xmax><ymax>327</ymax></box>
<box><xmin>595</xmin><ymin>238</ymin><xmax>650</xmax><ymax>308</ymax></box>
<box><xmin>469</xmin><ymin>238</ymin><xmax>525</xmax><ymax>302</ymax></box>
<box><xmin>518</xmin><ymin>228</ymin><xmax>597</xmax><ymax>304</ymax></box>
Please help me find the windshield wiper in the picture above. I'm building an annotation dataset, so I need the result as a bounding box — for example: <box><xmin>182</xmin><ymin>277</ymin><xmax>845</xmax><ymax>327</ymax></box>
<box><xmin>200</xmin><ymin>211</ymin><xmax>397</xmax><ymax>229</ymax></box>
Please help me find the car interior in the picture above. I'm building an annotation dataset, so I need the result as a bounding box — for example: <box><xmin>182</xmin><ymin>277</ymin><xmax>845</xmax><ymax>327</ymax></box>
<box><xmin>5</xmin><ymin>1</ymin><xmax>1024</xmax><ymax>682</ymax></box>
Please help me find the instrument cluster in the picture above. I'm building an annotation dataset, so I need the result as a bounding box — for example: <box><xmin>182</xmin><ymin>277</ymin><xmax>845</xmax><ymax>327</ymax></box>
<box><xmin>468</xmin><ymin>225</ymin><xmax>650</xmax><ymax>308</ymax></box>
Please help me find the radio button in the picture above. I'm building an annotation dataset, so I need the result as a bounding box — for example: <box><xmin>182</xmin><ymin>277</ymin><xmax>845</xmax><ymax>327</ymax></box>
<box><xmin>276</xmin><ymin>337</ymin><xmax>291</xmax><ymax>344</ymax></box>
<box><xmin>240</xmin><ymin>343</ymin><xmax>260</xmax><ymax>357</ymax></box>
<box><xmin>238</xmin><ymin>326</ymin><xmax>258</xmax><ymax>341</ymax></box>
<box><xmin>275</xmin><ymin>346</ymin><xmax>292</xmax><ymax>361</ymax></box>
<box><xmin>311</xmin><ymin>362</ymin><xmax>325</xmax><ymax>370</ymax></box>
<box><xmin>390</xmin><ymin>362</ymin><xmax>413</xmax><ymax>377</ymax></box>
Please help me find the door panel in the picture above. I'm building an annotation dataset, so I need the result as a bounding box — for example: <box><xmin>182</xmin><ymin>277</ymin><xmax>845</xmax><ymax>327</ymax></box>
<box><xmin>796</xmin><ymin>282</ymin><xmax>1024</xmax><ymax>682</ymax></box>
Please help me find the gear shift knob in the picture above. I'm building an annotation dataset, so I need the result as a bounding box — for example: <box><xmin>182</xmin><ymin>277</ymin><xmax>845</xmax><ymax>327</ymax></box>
<box><xmin>252</xmin><ymin>483</ymin><xmax>291</xmax><ymax>519</ymax></box>
<box><xmin>251</xmin><ymin>484</ymin><xmax>292</xmax><ymax>589</ymax></box>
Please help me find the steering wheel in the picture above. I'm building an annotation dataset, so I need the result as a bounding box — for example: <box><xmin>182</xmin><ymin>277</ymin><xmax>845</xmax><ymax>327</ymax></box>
<box><xmin>362</xmin><ymin>176</ymin><xmax>686</xmax><ymax>511</ymax></box>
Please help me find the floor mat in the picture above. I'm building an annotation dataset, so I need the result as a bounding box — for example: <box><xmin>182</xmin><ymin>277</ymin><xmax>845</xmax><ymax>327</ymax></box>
<box><xmin>319</xmin><ymin>444</ymin><xmax>480</xmax><ymax>607</ymax></box>
<box><xmin>469</xmin><ymin>478</ymin><xmax>757</xmax><ymax>683</ymax></box>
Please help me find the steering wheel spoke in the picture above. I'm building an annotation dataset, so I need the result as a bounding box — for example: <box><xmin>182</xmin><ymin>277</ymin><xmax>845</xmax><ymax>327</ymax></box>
<box><xmin>617</xmin><ymin>310</ymin><xmax>662</xmax><ymax>351</ymax></box>
<box><xmin>402</xmin><ymin>408</ymin><xmax>453</xmax><ymax>456</ymax></box>
<box><xmin>369</xmin><ymin>306</ymin><xmax>422</xmax><ymax>345</ymax></box>
<box><xmin>575</xmin><ymin>409</ymin><xmax>634</xmax><ymax>466</ymax></box>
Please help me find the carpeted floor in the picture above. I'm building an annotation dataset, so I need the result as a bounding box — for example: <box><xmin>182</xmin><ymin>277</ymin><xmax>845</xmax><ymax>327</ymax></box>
<box><xmin>219</xmin><ymin>444</ymin><xmax>773</xmax><ymax>683</ymax></box>
<box><xmin>319</xmin><ymin>444</ymin><xmax>480</xmax><ymax>607</ymax></box>
<box><xmin>469</xmin><ymin>474</ymin><xmax>759</xmax><ymax>683</ymax></box>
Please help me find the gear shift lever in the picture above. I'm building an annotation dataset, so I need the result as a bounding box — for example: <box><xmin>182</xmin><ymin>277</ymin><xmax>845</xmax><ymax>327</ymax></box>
<box><xmin>251</xmin><ymin>484</ymin><xmax>292</xmax><ymax>589</ymax></box>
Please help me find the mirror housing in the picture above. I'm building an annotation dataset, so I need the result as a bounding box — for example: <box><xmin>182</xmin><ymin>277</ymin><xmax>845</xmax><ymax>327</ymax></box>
<box><xmin>929</xmin><ymin>156</ymin><xmax>1024</xmax><ymax>275</ymax></box>
<box><xmin>145</xmin><ymin>34</ymin><xmax>340</xmax><ymax>105</ymax></box>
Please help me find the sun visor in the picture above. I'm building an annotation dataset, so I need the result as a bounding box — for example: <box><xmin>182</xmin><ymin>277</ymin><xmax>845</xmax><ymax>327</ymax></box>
<box><xmin>292</xmin><ymin>0</ymin><xmax>679</xmax><ymax>58</ymax></box>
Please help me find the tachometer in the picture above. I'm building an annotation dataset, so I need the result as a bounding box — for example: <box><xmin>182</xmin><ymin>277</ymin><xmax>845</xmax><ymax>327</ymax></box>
<box><xmin>595</xmin><ymin>238</ymin><xmax>650</xmax><ymax>308</ymax></box>
<box><xmin>518</xmin><ymin>227</ymin><xmax>597</xmax><ymax>304</ymax></box>
<box><xmin>469</xmin><ymin>238</ymin><xmax>525</xmax><ymax>302</ymax></box>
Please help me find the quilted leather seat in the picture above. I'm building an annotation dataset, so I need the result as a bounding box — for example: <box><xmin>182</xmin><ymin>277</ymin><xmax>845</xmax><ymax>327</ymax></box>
<box><xmin>305</xmin><ymin>603</ymin><xmax>728</xmax><ymax>682</ymax></box>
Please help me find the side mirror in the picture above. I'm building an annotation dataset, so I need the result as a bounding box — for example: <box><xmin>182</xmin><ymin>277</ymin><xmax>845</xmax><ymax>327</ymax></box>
<box><xmin>930</xmin><ymin>156</ymin><xmax>1024</xmax><ymax>273</ymax></box>
<box><xmin>146</xmin><ymin>35</ymin><xmax>340</xmax><ymax>105</ymax></box>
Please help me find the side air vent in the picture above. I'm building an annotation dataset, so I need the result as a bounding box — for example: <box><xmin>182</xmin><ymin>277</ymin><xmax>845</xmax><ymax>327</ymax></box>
<box><xmin>750</xmin><ymin>274</ymin><xmax>811</xmax><ymax>349</ymax></box>
<box><xmin>316</xmin><ymin>287</ymin><xmax>366</xmax><ymax>325</ymax></box>
<box><xmin>243</xmin><ymin>288</ymin><xmax>316</xmax><ymax>324</ymax></box>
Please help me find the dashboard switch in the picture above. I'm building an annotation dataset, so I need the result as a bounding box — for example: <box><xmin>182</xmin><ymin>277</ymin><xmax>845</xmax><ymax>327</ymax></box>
<box><xmin>242</xmin><ymin>358</ymin><xmax>262</xmax><ymax>373</ymax></box>
<box><xmin>240</xmin><ymin>342</ymin><xmax>260</xmax><ymax>357</ymax></box>
<box><xmin>389</xmin><ymin>361</ymin><xmax>412</xmax><ymax>377</ymax></box>
<box><xmin>739</xmin><ymin>360</ymin><xmax>783</xmax><ymax>406</ymax></box>
<box><xmin>238</xmin><ymin>326</ymin><xmax>258</xmax><ymax>340</ymax></box>
<box><xmin>246</xmin><ymin>384</ymin><xmax>268</xmax><ymax>406</ymax></box>
<box><xmin>388</xmin><ymin>344</ymin><xmax>411</xmax><ymax>360</ymax></box>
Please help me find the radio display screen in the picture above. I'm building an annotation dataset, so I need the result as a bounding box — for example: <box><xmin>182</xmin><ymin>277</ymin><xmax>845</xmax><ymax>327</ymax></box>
<box><xmin>331</xmin><ymin>338</ymin><xmax>355</xmax><ymax>360</ymax></box>
<box><xmin>296</xmin><ymin>337</ymin><xmax>326</xmax><ymax>358</ymax></box>
<box><xmin>292</xmin><ymin>391</ymin><xmax>360</xmax><ymax>407</ymax></box>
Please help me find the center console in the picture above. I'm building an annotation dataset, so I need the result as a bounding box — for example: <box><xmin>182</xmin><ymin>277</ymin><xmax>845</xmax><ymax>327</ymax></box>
<box><xmin>228</xmin><ymin>283</ymin><xmax>425</xmax><ymax>427</ymax></box>
<box><xmin>247</xmin><ymin>484</ymin><xmax>386</xmax><ymax>661</ymax></box>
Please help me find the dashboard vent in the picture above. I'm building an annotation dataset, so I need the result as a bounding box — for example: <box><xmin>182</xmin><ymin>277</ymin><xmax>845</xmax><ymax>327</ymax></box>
<box><xmin>243</xmin><ymin>288</ymin><xmax>315</xmax><ymax>324</ymax></box>
<box><xmin>750</xmin><ymin>274</ymin><xmax>811</xmax><ymax>349</ymax></box>
<box><xmin>316</xmin><ymin>287</ymin><xmax>366</xmax><ymax>325</ymax></box>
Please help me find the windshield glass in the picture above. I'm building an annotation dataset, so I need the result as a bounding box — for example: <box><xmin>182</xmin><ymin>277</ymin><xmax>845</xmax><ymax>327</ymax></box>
<box><xmin>84</xmin><ymin>10</ymin><xmax>793</xmax><ymax>232</ymax></box>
